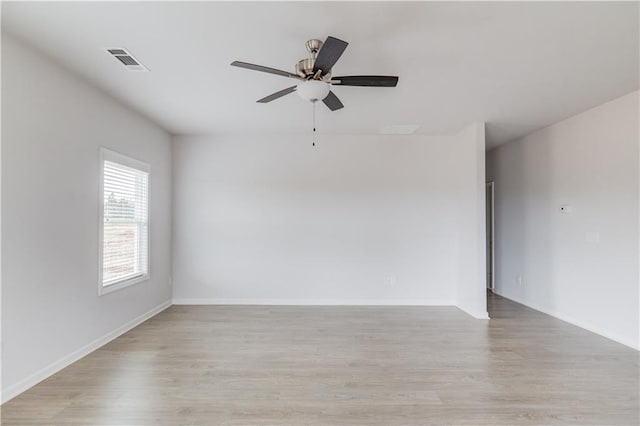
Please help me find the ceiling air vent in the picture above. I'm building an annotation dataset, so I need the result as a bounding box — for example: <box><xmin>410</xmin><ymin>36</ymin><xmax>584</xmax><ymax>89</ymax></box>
<box><xmin>106</xmin><ymin>48</ymin><xmax>148</xmax><ymax>72</ymax></box>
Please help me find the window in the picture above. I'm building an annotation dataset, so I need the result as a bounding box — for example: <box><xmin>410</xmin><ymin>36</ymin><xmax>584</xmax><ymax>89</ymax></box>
<box><xmin>99</xmin><ymin>148</ymin><xmax>150</xmax><ymax>295</ymax></box>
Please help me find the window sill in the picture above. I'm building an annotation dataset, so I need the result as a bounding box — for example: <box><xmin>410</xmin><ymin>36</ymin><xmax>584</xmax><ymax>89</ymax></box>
<box><xmin>99</xmin><ymin>274</ymin><xmax>150</xmax><ymax>296</ymax></box>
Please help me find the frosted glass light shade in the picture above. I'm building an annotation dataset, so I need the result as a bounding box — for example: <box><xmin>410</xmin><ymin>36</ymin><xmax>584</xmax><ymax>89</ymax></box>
<box><xmin>296</xmin><ymin>80</ymin><xmax>330</xmax><ymax>102</ymax></box>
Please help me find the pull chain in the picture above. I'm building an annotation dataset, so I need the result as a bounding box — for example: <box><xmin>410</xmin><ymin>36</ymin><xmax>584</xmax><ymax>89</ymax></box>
<box><xmin>312</xmin><ymin>100</ymin><xmax>316</xmax><ymax>147</ymax></box>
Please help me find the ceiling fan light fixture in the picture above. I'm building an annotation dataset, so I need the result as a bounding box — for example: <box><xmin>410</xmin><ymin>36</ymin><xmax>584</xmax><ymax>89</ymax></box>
<box><xmin>296</xmin><ymin>80</ymin><xmax>330</xmax><ymax>102</ymax></box>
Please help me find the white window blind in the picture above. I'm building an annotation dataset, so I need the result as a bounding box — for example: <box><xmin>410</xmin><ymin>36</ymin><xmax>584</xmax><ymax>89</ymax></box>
<box><xmin>100</xmin><ymin>150</ymin><xmax>150</xmax><ymax>292</ymax></box>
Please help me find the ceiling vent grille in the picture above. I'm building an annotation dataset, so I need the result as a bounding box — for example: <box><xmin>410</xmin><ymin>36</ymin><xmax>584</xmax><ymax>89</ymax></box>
<box><xmin>106</xmin><ymin>48</ymin><xmax>148</xmax><ymax>72</ymax></box>
<box><xmin>378</xmin><ymin>124</ymin><xmax>420</xmax><ymax>135</ymax></box>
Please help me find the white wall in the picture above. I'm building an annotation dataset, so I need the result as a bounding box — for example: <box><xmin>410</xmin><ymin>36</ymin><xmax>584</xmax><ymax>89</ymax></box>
<box><xmin>486</xmin><ymin>91</ymin><xmax>639</xmax><ymax>349</ymax></box>
<box><xmin>456</xmin><ymin>123</ymin><xmax>488</xmax><ymax>318</ymax></box>
<box><xmin>172</xmin><ymin>127</ymin><xmax>487</xmax><ymax>317</ymax></box>
<box><xmin>1</xmin><ymin>35</ymin><xmax>173</xmax><ymax>401</ymax></box>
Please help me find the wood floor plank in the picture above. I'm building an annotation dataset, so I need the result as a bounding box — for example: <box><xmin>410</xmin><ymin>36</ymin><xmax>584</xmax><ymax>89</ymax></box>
<box><xmin>2</xmin><ymin>293</ymin><xmax>638</xmax><ymax>425</ymax></box>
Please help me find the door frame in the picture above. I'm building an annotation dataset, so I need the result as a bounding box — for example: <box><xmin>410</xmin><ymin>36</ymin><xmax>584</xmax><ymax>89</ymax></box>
<box><xmin>486</xmin><ymin>181</ymin><xmax>495</xmax><ymax>291</ymax></box>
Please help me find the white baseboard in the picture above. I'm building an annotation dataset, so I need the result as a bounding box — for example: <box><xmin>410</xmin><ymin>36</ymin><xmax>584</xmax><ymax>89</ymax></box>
<box><xmin>456</xmin><ymin>305</ymin><xmax>490</xmax><ymax>319</ymax></box>
<box><xmin>493</xmin><ymin>289</ymin><xmax>639</xmax><ymax>351</ymax></box>
<box><xmin>172</xmin><ymin>298</ymin><xmax>456</xmax><ymax>306</ymax></box>
<box><xmin>1</xmin><ymin>300</ymin><xmax>172</xmax><ymax>404</ymax></box>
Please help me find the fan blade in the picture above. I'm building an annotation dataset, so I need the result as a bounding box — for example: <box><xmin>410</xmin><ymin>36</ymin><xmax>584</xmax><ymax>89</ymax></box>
<box><xmin>231</xmin><ymin>61</ymin><xmax>301</xmax><ymax>79</ymax></box>
<box><xmin>322</xmin><ymin>91</ymin><xmax>344</xmax><ymax>111</ymax></box>
<box><xmin>313</xmin><ymin>36</ymin><xmax>348</xmax><ymax>76</ymax></box>
<box><xmin>257</xmin><ymin>86</ymin><xmax>297</xmax><ymax>103</ymax></box>
<box><xmin>333</xmin><ymin>76</ymin><xmax>398</xmax><ymax>87</ymax></box>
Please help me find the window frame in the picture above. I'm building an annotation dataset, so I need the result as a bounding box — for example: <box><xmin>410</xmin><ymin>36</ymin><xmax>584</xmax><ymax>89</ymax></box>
<box><xmin>98</xmin><ymin>148</ymin><xmax>151</xmax><ymax>296</ymax></box>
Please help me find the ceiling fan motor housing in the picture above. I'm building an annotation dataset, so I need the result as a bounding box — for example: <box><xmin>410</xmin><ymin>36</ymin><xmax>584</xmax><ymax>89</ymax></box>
<box><xmin>296</xmin><ymin>39</ymin><xmax>331</xmax><ymax>78</ymax></box>
<box><xmin>296</xmin><ymin>58</ymin><xmax>315</xmax><ymax>77</ymax></box>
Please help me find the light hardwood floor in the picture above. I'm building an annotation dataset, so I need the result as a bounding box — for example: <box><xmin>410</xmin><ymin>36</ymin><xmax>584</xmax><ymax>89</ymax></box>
<box><xmin>2</xmin><ymin>293</ymin><xmax>638</xmax><ymax>425</ymax></box>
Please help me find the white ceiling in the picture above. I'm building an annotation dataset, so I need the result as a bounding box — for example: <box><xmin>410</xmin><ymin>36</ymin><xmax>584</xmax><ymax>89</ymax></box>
<box><xmin>3</xmin><ymin>1</ymin><xmax>638</xmax><ymax>148</ymax></box>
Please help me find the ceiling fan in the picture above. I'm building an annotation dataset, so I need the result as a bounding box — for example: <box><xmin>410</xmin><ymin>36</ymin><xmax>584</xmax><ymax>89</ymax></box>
<box><xmin>230</xmin><ymin>36</ymin><xmax>399</xmax><ymax>111</ymax></box>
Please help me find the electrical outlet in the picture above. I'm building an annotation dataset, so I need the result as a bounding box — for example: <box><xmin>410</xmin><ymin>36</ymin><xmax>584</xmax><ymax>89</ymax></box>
<box><xmin>384</xmin><ymin>274</ymin><xmax>397</xmax><ymax>287</ymax></box>
<box><xmin>585</xmin><ymin>231</ymin><xmax>600</xmax><ymax>244</ymax></box>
